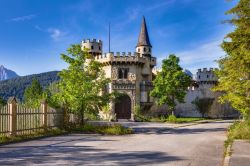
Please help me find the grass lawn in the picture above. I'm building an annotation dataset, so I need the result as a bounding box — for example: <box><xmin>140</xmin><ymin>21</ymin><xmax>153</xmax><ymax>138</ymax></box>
<box><xmin>136</xmin><ymin>115</ymin><xmax>206</xmax><ymax>123</ymax></box>
<box><xmin>0</xmin><ymin>124</ymin><xmax>133</xmax><ymax>145</ymax></box>
<box><xmin>165</xmin><ymin>117</ymin><xmax>206</xmax><ymax>123</ymax></box>
<box><xmin>0</xmin><ymin>128</ymin><xmax>66</xmax><ymax>145</ymax></box>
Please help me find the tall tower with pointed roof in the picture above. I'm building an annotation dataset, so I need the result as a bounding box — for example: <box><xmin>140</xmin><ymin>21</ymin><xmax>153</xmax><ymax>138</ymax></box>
<box><xmin>136</xmin><ymin>16</ymin><xmax>152</xmax><ymax>56</ymax></box>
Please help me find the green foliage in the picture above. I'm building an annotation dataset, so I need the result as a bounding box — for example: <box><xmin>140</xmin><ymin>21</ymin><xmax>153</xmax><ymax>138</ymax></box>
<box><xmin>0</xmin><ymin>96</ymin><xmax>6</xmax><ymax>107</ymax></box>
<box><xmin>24</xmin><ymin>79</ymin><xmax>44</xmax><ymax>108</ymax></box>
<box><xmin>150</xmin><ymin>54</ymin><xmax>192</xmax><ymax>113</ymax></box>
<box><xmin>167</xmin><ymin>115</ymin><xmax>177</xmax><ymax>123</ymax></box>
<box><xmin>56</xmin><ymin>44</ymin><xmax>114</xmax><ymax>124</ymax></box>
<box><xmin>228</xmin><ymin>120</ymin><xmax>250</xmax><ymax>140</ymax></box>
<box><xmin>192</xmin><ymin>97</ymin><xmax>214</xmax><ymax>117</ymax></box>
<box><xmin>166</xmin><ymin>117</ymin><xmax>206</xmax><ymax>123</ymax></box>
<box><xmin>0</xmin><ymin>71</ymin><xmax>59</xmax><ymax>101</ymax></box>
<box><xmin>73</xmin><ymin>124</ymin><xmax>133</xmax><ymax>135</ymax></box>
<box><xmin>213</xmin><ymin>0</ymin><xmax>250</xmax><ymax>119</ymax></box>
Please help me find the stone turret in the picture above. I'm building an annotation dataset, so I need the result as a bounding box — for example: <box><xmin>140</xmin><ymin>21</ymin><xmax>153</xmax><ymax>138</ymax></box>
<box><xmin>81</xmin><ymin>39</ymin><xmax>102</xmax><ymax>56</ymax></box>
<box><xmin>136</xmin><ymin>16</ymin><xmax>152</xmax><ymax>57</ymax></box>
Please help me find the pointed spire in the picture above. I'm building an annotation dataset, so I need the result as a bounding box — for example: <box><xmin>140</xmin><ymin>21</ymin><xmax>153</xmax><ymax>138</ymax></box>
<box><xmin>137</xmin><ymin>16</ymin><xmax>152</xmax><ymax>47</ymax></box>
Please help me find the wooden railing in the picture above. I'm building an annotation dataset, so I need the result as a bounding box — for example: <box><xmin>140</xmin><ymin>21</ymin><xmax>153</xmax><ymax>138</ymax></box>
<box><xmin>0</xmin><ymin>97</ymin><xmax>64</xmax><ymax>136</ymax></box>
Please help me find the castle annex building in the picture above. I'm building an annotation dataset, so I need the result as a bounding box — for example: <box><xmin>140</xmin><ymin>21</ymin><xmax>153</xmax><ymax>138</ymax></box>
<box><xmin>82</xmin><ymin>16</ymin><xmax>155</xmax><ymax>120</ymax></box>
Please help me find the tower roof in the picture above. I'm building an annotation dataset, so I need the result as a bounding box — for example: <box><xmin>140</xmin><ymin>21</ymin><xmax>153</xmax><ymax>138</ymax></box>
<box><xmin>137</xmin><ymin>16</ymin><xmax>152</xmax><ymax>48</ymax></box>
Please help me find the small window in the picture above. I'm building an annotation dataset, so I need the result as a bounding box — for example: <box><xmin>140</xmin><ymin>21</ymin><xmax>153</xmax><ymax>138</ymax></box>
<box><xmin>118</xmin><ymin>68</ymin><xmax>129</xmax><ymax>79</ymax></box>
<box><xmin>144</xmin><ymin>47</ymin><xmax>146</xmax><ymax>52</ymax></box>
<box><xmin>198</xmin><ymin>75</ymin><xmax>200</xmax><ymax>79</ymax></box>
<box><xmin>207</xmin><ymin>75</ymin><xmax>209</xmax><ymax>78</ymax></box>
<box><xmin>138</xmin><ymin>48</ymin><xmax>140</xmax><ymax>52</ymax></box>
<box><xmin>91</xmin><ymin>46</ymin><xmax>94</xmax><ymax>49</ymax></box>
<box><xmin>149</xmin><ymin>48</ymin><xmax>151</xmax><ymax>52</ymax></box>
<box><xmin>99</xmin><ymin>46</ymin><xmax>101</xmax><ymax>50</ymax></box>
<box><xmin>118</xmin><ymin>68</ymin><xmax>123</xmax><ymax>79</ymax></box>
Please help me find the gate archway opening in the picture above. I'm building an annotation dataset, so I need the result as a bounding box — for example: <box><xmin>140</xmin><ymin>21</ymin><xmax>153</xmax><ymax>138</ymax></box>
<box><xmin>115</xmin><ymin>94</ymin><xmax>131</xmax><ymax>119</ymax></box>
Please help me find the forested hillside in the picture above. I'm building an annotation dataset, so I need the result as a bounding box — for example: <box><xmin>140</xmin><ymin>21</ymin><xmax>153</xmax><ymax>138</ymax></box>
<box><xmin>0</xmin><ymin>71</ymin><xmax>60</xmax><ymax>101</ymax></box>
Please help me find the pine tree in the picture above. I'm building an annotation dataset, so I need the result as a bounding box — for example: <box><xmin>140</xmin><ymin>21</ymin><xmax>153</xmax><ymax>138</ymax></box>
<box><xmin>0</xmin><ymin>96</ymin><xmax>6</xmax><ymax>108</ymax></box>
<box><xmin>24</xmin><ymin>79</ymin><xmax>43</xmax><ymax>108</ymax></box>
<box><xmin>150</xmin><ymin>54</ymin><xmax>192</xmax><ymax>115</ymax></box>
<box><xmin>213</xmin><ymin>0</ymin><xmax>250</xmax><ymax>119</ymax></box>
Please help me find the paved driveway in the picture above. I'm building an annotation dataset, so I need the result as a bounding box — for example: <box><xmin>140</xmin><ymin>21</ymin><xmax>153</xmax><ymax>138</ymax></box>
<box><xmin>0</xmin><ymin>121</ymin><xmax>232</xmax><ymax>166</ymax></box>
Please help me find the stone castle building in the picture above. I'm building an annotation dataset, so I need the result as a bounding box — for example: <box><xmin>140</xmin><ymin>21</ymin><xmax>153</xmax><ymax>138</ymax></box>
<box><xmin>82</xmin><ymin>16</ymin><xmax>156</xmax><ymax>120</ymax></box>
<box><xmin>82</xmin><ymin>17</ymin><xmax>238</xmax><ymax>120</ymax></box>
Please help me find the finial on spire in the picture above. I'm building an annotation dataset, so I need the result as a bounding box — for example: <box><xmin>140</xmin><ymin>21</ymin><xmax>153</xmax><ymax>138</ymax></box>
<box><xmin>137</xmin><ymin>16</ymin><xmax>152</xmax><ymax>47</ymax></box>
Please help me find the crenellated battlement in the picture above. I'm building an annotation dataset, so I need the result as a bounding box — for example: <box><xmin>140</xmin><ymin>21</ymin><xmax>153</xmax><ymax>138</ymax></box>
<box><xmin>95</xmin><ymin>52</ymin><xmax>140</xmax><ymax>59</ymax></box>
<box><xmin>197</xmin><ymin>67</ymin><xmax>215</xmax><ymax>73</ymax></box>
<box><xmin>94</xmin><ymin>52</ymin><xmax>148</xmax><ymax>65</ymax></box>
<box><xmin>81</xmin><ymin>38</ymin><xmax>102</xmax><ymax>44</ymax></box>
<box><xmin>196</xmin><ymin>67</ymin><xmax>218</xmax><ymax>84</ymax></box>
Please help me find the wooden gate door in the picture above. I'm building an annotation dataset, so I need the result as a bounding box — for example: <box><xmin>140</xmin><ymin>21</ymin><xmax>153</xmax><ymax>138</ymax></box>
<box><xmin>115</xmin><ymin>95</ymin><xmax>131</xmax><ymax>119</ymax></box>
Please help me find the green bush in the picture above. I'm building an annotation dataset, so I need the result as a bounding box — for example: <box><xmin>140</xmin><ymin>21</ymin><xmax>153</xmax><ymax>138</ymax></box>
<box><xmin>167</xmin><ymin>115</ymin><xmax>177</xmax><ymax>123</ymax></box>
<box><xmin>228</xmin><ymin>120</ymin><xmax>250</xmax><ymax>140</ymax></box>
<box><xmin>73</xmin><ymin>124</ymin><xmax>133</xmax><ymax>135</ymax></box>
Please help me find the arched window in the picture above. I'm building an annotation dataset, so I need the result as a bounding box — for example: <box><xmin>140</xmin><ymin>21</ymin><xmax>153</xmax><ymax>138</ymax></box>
<box><xmin>138</xmin><ymin>48</ymin><xmax>140</xmax><ymax>52</ymax></box>
<box><xmin>144</xmin><ymin>47</ymin><xmax>146</xmax><ymax>52</ymax></box>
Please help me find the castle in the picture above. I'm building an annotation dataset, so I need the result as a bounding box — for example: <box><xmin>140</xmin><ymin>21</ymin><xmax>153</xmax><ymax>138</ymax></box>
<box><xmin>81</xmin><ymin>16</ymin><xmax>238</xmax><ymax>120</ymax></box>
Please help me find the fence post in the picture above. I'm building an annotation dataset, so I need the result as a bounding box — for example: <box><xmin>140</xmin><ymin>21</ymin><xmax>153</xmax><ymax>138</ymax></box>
<box><xmin>41</xmin><ymin>100</ymin><xmax>48</xmax><ymax>131</ymax></box>
<box><xmin>8</xmin><ymin>97</ymin><xmax>17</xmax><ymax>136</ymax></box>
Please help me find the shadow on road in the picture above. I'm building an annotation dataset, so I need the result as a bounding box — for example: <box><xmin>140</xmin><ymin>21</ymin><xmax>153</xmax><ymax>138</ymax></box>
<box><xmin>131</xmin><ymin>121</ymin><xmax>231</xmax><ymax>135</ymax></box>
<box><xmin>133</xmin><ymin>127</ymin><xmax>226</xmax><ymax>135</ymax></box>
<box><xmin>0</xmin><ymin>145</ymin><xmax>184</xmax><ymax>165</ymax></box>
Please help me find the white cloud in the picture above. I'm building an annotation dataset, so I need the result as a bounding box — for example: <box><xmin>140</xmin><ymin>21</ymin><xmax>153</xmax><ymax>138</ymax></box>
<box><xmin>10</xmin><ymin>14</ymin><xmax>36</xmax><ymax>22</ymax></box>
<box><xmin>48</xmin><ymin>28</ymin><xmax>64</xmax><ymax>41</ymax></box>
<box><xmin>158</xmin><ymin>39</ymin><xmax>226</xmax><ymax>74</ymax></box>
<box><xmin>178</xmin><ymin>40</ymin><xmax>225</xmax><ymax>73</ymax></box>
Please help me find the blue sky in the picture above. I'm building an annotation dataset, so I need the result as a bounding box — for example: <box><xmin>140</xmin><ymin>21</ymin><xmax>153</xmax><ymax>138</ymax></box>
<box><xmin>0</xmin><ymin>0</ymin><xmax>237</xmax><ymax>76</ymax></box>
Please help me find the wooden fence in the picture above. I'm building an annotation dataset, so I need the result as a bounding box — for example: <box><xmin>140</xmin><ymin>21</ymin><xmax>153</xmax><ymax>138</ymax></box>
<box><xmin>0</xmin><ymin>97</ymin><xmax>64</xmax><ymax>136</ymax></box>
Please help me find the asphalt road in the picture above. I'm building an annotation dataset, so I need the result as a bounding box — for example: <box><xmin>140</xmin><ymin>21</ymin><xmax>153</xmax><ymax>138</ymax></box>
<box><xmin>0</xmin><ymin>121</ymin><xmax>232</xmax><ymax>166</ymax></box>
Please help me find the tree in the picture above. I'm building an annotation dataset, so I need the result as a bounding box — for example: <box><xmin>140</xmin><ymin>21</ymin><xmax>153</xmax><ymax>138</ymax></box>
<box><xmin>24</xmin><ymin>79</ymin><xmax>43</xmax><ymax>108</ymax></box>
<box><xmin>213</xmin><ymin>0</ymin><xmax>250</xmax><ymax>119</ymax></box>
<box><xmin>56</xmin><ymin>44</ymin><xmax>114</xmax><ymax>124</ymax></box>
<box><xmin>150</xmin><ymin>54</ymin><xmax>192</xmax><ymax>115</ymax></box>
<box><xmin>0</xmin><ymin>96</ymin><xmax>6</xmax><ymax>108</ymax></box>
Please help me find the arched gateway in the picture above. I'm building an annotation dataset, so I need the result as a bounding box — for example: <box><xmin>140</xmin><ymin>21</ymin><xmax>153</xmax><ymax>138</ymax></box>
<box><xmin>115</xmin><ymin>95</ymin><xmax>131</xmax><ymax>119</ymax></box>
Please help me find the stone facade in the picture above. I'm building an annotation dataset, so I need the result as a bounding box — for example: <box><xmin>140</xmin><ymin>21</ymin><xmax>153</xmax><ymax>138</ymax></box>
<box><xmin>175</xmin><ymin>68</ymin><xmax>239</xmax><ymax>118</ymax></box>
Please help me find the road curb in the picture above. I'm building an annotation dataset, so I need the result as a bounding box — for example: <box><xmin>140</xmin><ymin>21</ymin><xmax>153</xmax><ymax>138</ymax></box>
<box><xmin>223</xmin><ymin>144</ymin><xmax>232</xmax><ymax>166</ymax></box>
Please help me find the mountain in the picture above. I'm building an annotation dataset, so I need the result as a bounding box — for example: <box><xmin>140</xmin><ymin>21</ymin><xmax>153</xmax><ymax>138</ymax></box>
<box><xmin>184</xmin><ymin>69</ymin><xmax>193</xmax><ymax>78</ymax></box>
<box><xmin>0</xmin><ymin>71</ymin><xmax>60</xmax><ymax>101</ymax></box>
<box><xmin>0</xmin><ymin>65</ymin><xmax>19</xmax><ymax>81</ymax></box>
